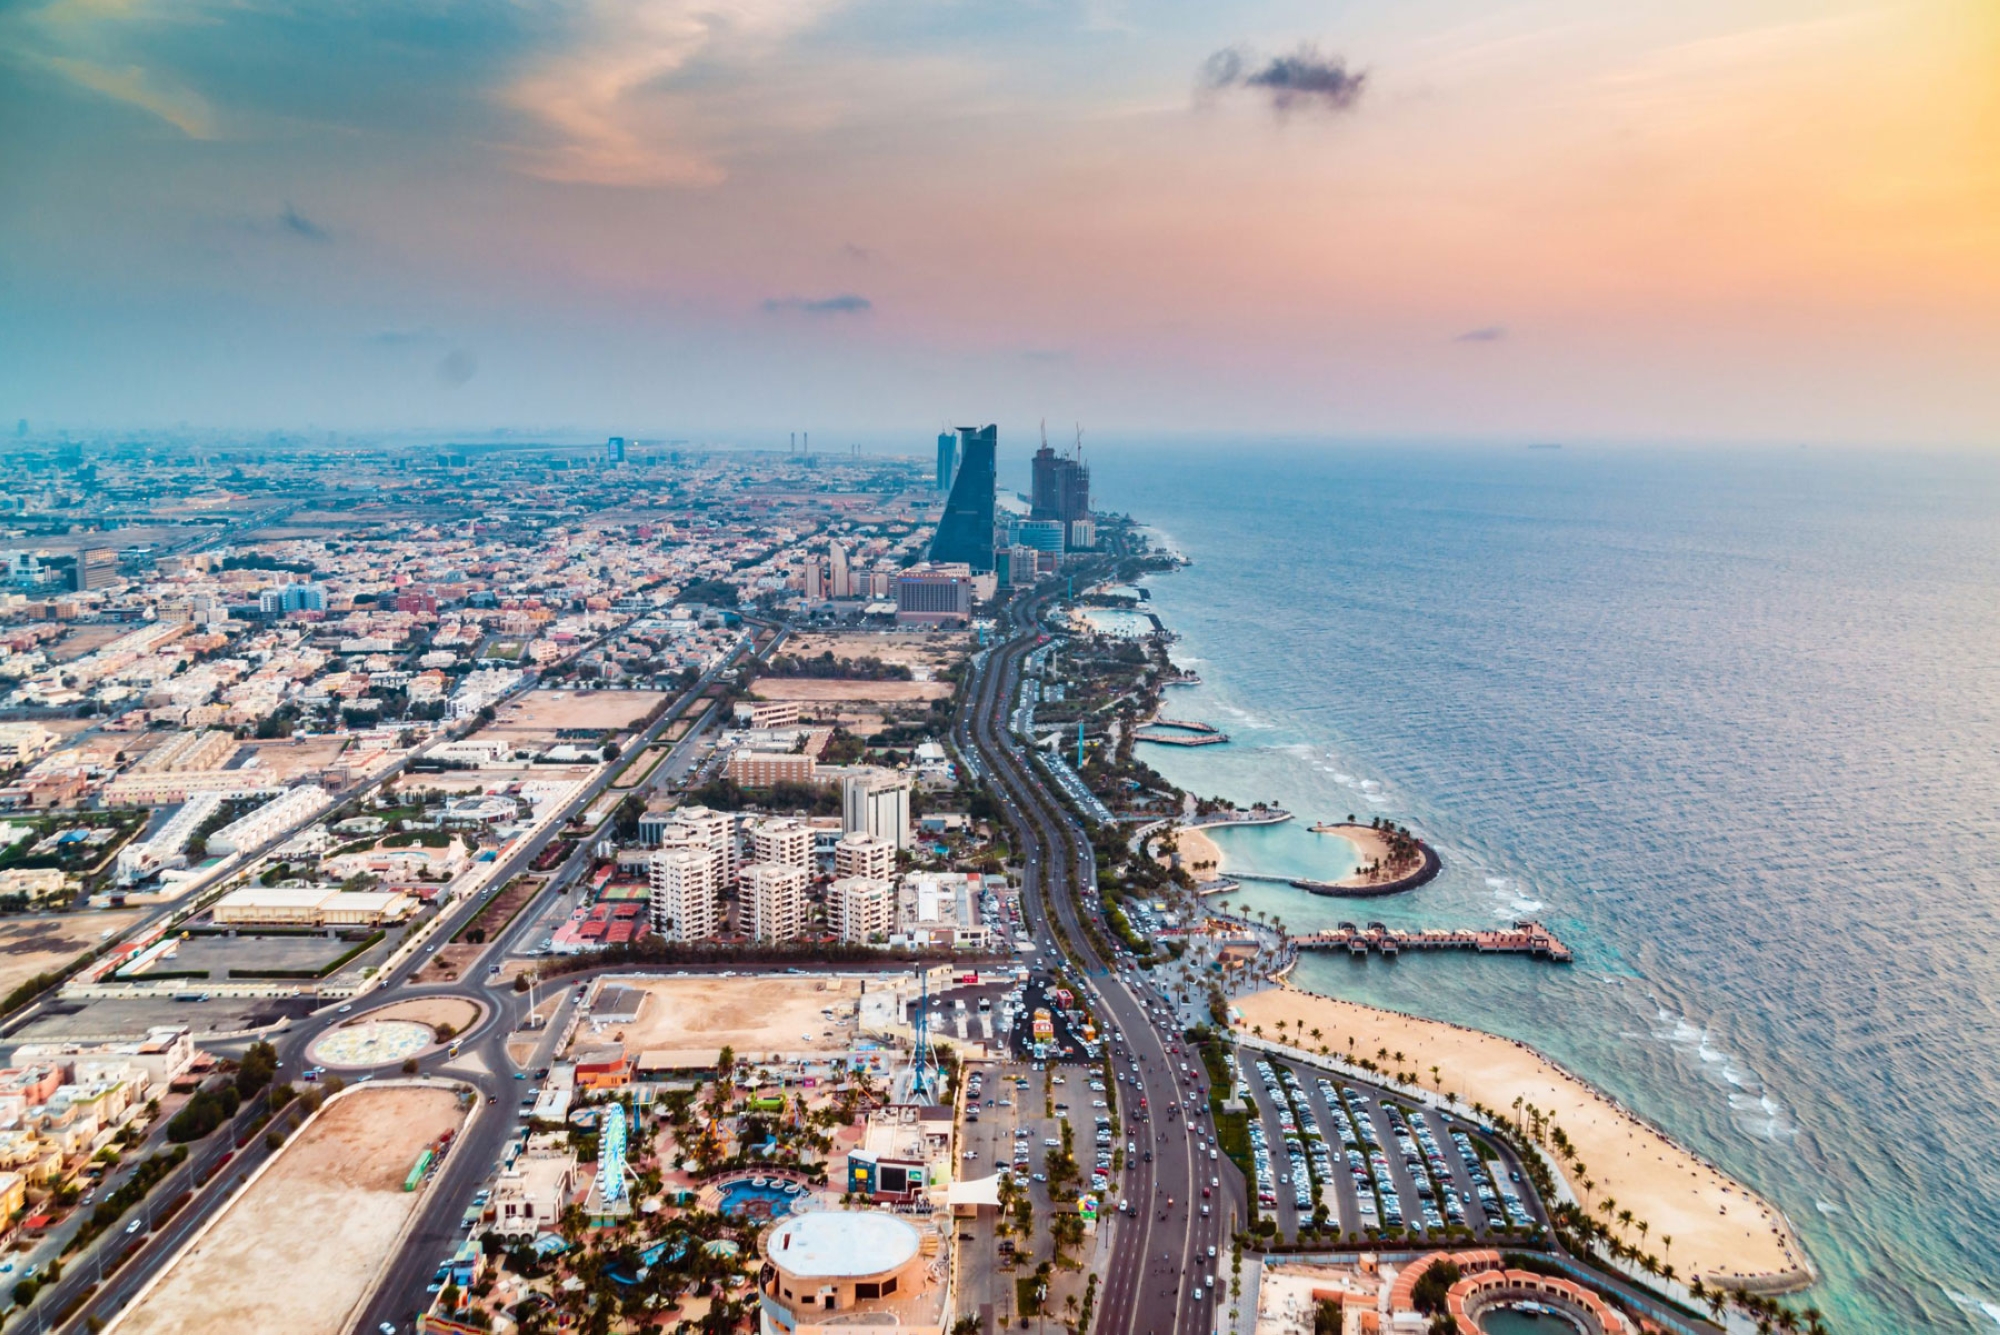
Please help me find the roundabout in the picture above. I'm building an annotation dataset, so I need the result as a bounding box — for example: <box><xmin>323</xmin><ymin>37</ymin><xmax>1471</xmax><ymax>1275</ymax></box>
<box><xmin>309</xmin><ymin>1019</ymin><xmax>437</xmax><ymax>1068</ymax></box>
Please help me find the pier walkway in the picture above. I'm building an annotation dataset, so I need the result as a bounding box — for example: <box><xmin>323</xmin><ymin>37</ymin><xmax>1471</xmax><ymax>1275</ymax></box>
<box><xmin>1295</xmin><ymin>919</ymin><xmax>1573</xmax><ymax>963</ymax></box>
<box><xmin>1135</xmin><ymin>716</ymin><xmax>1230</xmax><ymax>746</ymax></box>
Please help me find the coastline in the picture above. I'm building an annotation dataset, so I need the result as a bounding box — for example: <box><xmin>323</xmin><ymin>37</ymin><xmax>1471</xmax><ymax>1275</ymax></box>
<box><xmin>1136</xmin><ymin>544</ymin><xmax>1815</xmax><ymax>1299</ymax></box>
<box><xmin>1233</xmin><ymin>984</ymin><xmax>1813</xmax><ymax>1292</ymax></box>
<box><xmin>1295</xmin><ymin>822</ymin><xmax>1441</xmax><ymax>896</ymax></box>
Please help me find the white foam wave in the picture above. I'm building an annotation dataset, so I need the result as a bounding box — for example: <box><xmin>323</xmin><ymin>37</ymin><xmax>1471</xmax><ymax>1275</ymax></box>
<box><xmin>1485</xmin><ymin>876</ymin><xmax>1511</xmax><ymax>890</ymax></box>
<box><xmin>1655</xmin><ymin>1006</ymin><xmax>1798</xmax><ymax>1141</ymax></box>
<box><xmin>1814</xmin><ymin>1199</ymin><xmax>1843</xmax><ymax>1215</ymax></box>
<box><xmin>1943</xmin><ymin>1292</ymin><xmax>2000</xmax><ymax>1330</ymax></box>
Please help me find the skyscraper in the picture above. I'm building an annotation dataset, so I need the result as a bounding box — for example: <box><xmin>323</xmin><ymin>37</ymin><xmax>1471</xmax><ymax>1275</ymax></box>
<box><xmin>829</xmin><ymin>542</ymin><xmax>850</xmax><ymax>599</ymax></box>
<box><xmin>936</xmin><ymin>431</ymin><xmax>958</xmax><ymax>493</ymax></box>
<box><xmin>1030</xmin><ymin>434</ymin><xmax>1090</xmax><ymax>542</ymax></box>
<box><xmin>928</xmin><ymin>424</ymin><xmax>996</xmax><ymax>571</ymax></box>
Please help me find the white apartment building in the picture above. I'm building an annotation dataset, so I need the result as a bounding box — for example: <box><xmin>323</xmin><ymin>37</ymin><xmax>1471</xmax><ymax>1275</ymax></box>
<box><xmin>648</xmin><ymin>847</ymin><xmax>719</xmax><ymax>942</ymax></box>
<box><xmin>896</xmin><ymin>872</ymin><xmax>993</xmax><ymax>950</ymax></box>
<box><xmin>660</xmin><ymin>805</ymin><xmax>736</xmax><ymax>884</ymax></box>
<box><xmin>828</xmin><ymin>875</ymin><xmax>895</xmax><ymax>945</ymax></box>
<box><xmin>206</xmin><ymin>784</ymin><xmax>333</xmax><ymax>855</ymax></box>
<box><xmin>743</xmin><ymin>815</ymin><xmax>812</xmax><ymax>877</ymax></box>
<box><xmin>741</xmin><ymin>862</ymin><xmax>809</xmax><ymax>943</ymax></box>
<box><xmin>842</xmin><ymin>769</ymin><xmax>912</xmax><ymax>849</ymax></box>
<box><xmin>833</xmin><ymin>831</ymin><xmax>896</xmax><ymax>881</ymax></box>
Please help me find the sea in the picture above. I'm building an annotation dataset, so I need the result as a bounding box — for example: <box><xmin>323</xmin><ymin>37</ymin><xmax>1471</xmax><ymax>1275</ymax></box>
<box><xmin>1068</xmin><ymin>441</ymin><xmax>2000</xmax><ymax>1333</ymax></box>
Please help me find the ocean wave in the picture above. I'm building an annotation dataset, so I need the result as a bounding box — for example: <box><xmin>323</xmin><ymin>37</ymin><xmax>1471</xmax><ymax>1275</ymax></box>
<box><xmin>1655</xmin><ymin>1006</ymin><xmax>1797</xmax><ymax>1140</ymax></box>
<box><xmin>1943</xmin><ymin>1292</ymin><xmax>2000</xmax><ymax>1330</ymax></box>
<box><xmin>1814</xmin><ymin>1199</ymin><xmax>1844</xmax><ymax>1215</ymax></box>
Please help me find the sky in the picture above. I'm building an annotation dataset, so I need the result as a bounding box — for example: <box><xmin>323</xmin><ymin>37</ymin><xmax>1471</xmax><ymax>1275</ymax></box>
<box><xmin>2</xmin><ymin>0</ymin><xmax>1997</xmax><ymax>446</ymax></box>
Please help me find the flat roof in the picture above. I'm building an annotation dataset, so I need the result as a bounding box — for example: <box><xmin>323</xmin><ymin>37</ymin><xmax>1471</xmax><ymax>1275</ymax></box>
<box><xmin>765</xmin><ymin>1210</ymin><xmax>920</xmax><ymax>1279</ymax></box>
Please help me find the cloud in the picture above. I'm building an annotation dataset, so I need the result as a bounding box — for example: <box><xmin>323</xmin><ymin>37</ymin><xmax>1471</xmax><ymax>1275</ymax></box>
<box><xmin>1454</xmin><ymin>325</ymin><xmax>1508</xmax><ymax>342</ymax></box>
<box><xmin>761</xmin><ymin>293</ymin><xmax>873</xmax><ymax>316</ymax></box>
<box><xmin>279</xmin><ymin>203</ymin><xmax>331</xmax><ymax>244</ymax></box>
<box><xmin>436</xmin><ymin>349</ymin><xmax>479</xmax><ymax>385</ymax></box>
<box><xmin>839</xmin><ymin>242</ymin><xmax>873</xmax><ymax>264</ymax></box>
<box><xmin>41</xmin><ymin>54</ymin><xmax>214</xmax><ymax>137</ymax></box>
<box><xmin>1200</xmin><ymin>43</ymin><xmax>1367</xmax><ymax>116</ymax></box>
<box><xmin>503</xmin><ymin>0</ymin><xmax>845</xmax><ymax>187</ymax></box>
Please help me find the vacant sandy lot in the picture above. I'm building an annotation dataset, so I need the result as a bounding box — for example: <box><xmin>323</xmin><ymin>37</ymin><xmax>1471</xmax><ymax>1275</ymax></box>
<box><xmin>0</xmin><ymin>911</ymin><xmax>144</xmax><ymax>998</ymax></box>
<box><xmin>1235</xmin><ymin>986</ymin><xmax>1807</xmax><ymax>1288</ymax></box>
<box><xmin>753</xmin><ymin>678</ymin><xmax>951</xmax><ymax>703</ymax></box>
<box><xmin>491</xmin><ymin>688</ymin><xmax>659</xmax><ymax>736</ymax></box>
<box><xmin>780</xmin><ymin>631</ymin><xmax>969</xmax><ymax>670</ymax></box>
<box><xmin>237</xmin><ymin>737</ymin><xmax>349</xmax><ymax>780</ymax></box>
<box><xmin>364</xmin><ymin>996</ymin><xmax>482</xmax><ymax>1035</ymax></box>
<box><xmin>590</xmin><ymin>974</ymin><xmax>863</xmax><ymax>1066</ymax></box>
<box><xmin>113</xmin><ymin>1086</ymin><xmax>466</xmax><ymax>1335</ymax></box>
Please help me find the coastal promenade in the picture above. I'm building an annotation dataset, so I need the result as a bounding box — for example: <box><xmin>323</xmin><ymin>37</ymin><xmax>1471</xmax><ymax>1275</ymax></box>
<box><xmin>1133</xmin><ymin>716</ymin><xmax>1229</xmax><ymax>746</ymax></box>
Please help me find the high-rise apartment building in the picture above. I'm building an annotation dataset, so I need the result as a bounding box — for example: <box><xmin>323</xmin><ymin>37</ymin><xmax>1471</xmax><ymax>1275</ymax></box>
<box><xmin>829</xmin><ymin>542</ymin><xmax>850</xmax><ymax>599</ymax></box>
<box><xmin>828</xmin><ymin>875</ymin><xmax>895</xmax><ymax>944</ymax></box>
<box><xmin>928</xmin><ymin>425</ymin><xmax>996</xmax><ymax>571</ymax></box>
<box><xmin>842</xmin><ymin>770</ymin><xmax>912</xmax><ymax>849</ymax></box>
<box><xmin>648</xmin><ymin>848</ymin><xmax>719</xmax><ymax>942</ymax></box>
<box><xmin>834</xmin><ymin>831</ymin><xmax>897</xmax><ymax>880</ymax></box>
<box><xmin>743</xmin><ymin>816</ymin><xmax>813</xmax><ymax>876</ymax></box>
<box><xmin>657</xmin><ymin>805</ymin><xmax>736</xmax><ymax>885</ymax></box>
<box><xmin>935</xmin><ymin>431</ymin><xmax>958</xmax><ymax>493</ymax></box>
<box><xmin>804</xmin><ymin>559</ymin><xmax>824</xmax><ymax>602</ymax></box>
<box><xmin>607</xmin><ymin>436</ymin><xmax>627</xmax><ymax>463</ymax></box>
<box><xmin>741</xmin><ymin>862</ymin><xmax>809</xmax><ymax>942</ymax></box>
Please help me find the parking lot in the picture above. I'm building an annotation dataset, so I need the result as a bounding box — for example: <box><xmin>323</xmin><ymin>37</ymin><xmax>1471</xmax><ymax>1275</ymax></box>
<box><xmin>1237</xmin><ymin>1052</ymin><xmax>1541</xmax><ymax>1243</ymax></box>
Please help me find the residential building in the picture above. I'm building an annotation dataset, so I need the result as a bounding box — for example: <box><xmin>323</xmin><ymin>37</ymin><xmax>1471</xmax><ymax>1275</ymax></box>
<box><xmin>741</xmin><ymin>862</ymin><xmax>809</xmax><ymax>942</ymax></box>
<box><xmin>896</xmin><ymin>872</ymin><xmax>993</xmax><ymax>950</ymax></box>
<box><xmin>834</xmin><ymin>831</ymin><xmax>896</xmax><ymax>880</ymax></box>
<box><xmin>205</xmin><ymin>784</ymin><xmax>334</xmax><ymax>854</ymax></box>
<box><xmin>828</xmin><ymin>875</ymin><xmax>894</xmax><ymax>944</ymax></box>
<box><xmin>648</xmin><ymin>847</ymin><xmax>719</xmax><ymax>942</ymax></box>
<box><xmin>0</xmin><ymin>724</ymin><xmax>57</xmax><ymax>767</ymax></box>
<box><xmin>744</xmin><ymin>816</ymin><xmax>813</xmax><ymax>875</ymax></box>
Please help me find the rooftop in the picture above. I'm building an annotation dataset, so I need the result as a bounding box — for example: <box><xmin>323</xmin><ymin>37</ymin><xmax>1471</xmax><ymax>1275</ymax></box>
<box><xmin>764</xmin><ymin>1210</ymin><xmax>920</xmax><ymax>1279</ymax></box>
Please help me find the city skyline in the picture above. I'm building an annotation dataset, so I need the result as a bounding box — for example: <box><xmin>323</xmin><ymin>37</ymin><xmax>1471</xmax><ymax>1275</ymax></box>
<box><xmin>4</xmin><ymin>0</ymin><xmax>1996</xmax><ymax>445</ymax></box>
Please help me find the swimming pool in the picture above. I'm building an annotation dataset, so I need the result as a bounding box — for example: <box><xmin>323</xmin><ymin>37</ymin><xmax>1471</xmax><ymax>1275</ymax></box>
<box><xmin>714</xmin><ymin>1177</ymin><xmax>805</xmax><ymax>1220</ymax></box>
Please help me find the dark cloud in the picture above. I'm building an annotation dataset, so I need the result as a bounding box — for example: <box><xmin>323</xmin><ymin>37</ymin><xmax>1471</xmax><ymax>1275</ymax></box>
<box><xmin>436</xmin><ymin>348</ymin><xmax>478</xmax><ymax>385</ymax></box>
<box><xmin>280</xmin><ymin>203</ymin><xmax>332</xmax><ymax>243</ymax></box>
<box><xmin>839</xmin><ymin>243</ymin><xmax>873</xmax><ymax>264</ymax></box>
<box><xmin>1200</xmin><ymin>43</ymin><xmax>1367</xmax><ymax>116</ymax></box>
<box><xmin>1454</xmin><ymin>325</ymin><xmax>1508</xmax><ymax>343</ymax></box>
<box><xmin>761</xmin><ymin>294</ymin><xmax>873</xmax><ymax>316</ymax></box>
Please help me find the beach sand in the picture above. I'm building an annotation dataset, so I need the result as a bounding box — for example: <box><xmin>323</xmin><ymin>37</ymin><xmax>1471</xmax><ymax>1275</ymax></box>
<box><xmin>1162</xmin><ymin>825</ymin><xmax>1226</xmax><ymax>879</ymax></box>
<box><xmin>1234</xmin><ymin>985</ymin><xmax>1809</xmax><ymax>1290</ymax></box>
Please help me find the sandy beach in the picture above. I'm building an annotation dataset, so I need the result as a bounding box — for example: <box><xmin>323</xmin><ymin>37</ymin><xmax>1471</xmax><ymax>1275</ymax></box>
<box><xmin>1164</xmin><ymin>825</ymin><xmax>1226</xmax><ymax>878</ymax></box>
<box><xmin>1234</xmin><ymin>985</ymin><xmax>1809</xmax><ymax>1290</ymax></box>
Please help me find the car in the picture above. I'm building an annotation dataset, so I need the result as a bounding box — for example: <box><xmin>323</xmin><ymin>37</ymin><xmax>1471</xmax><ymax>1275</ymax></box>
<box><xmin>515</xmin><ymin>1071</ymin><xmax>527</xmax><ymax>1079</ymax></box>
<box><xmin>338</xmin><ymin>1004</ymin><xmax>353</xmax><ymax>1014</ymax></box>
<box><xmin>1200</xmin><ymin>1204</ymin><xmax>1210</xmax><ymax>1217</ymax></box>
<box><xmin>381</xmin><ymin>1324</ymin><xmax>399</xmax><ymax>1334</ymax></box>
<box><xmin>1207</xmin><ymin>1245</ymin><xmax>1217</xmax><ymax>1259</ymax></box>
<box><xmin>125</xmin><ymin>1219</ymin><xmax>144</xmax><ymax>1234</ymax></box>
<box><xmin>1192</xmin><ymin>1288</ymin><xmax>1204</xmax><ymax>1302</ymax></box>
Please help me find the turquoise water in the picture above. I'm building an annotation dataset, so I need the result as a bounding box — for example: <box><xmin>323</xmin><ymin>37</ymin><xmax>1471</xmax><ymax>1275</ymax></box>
<box><xmin>1082</xmin><ymin>442</ymin><xmax>2000</xmax><ymax>1333</ymax></box>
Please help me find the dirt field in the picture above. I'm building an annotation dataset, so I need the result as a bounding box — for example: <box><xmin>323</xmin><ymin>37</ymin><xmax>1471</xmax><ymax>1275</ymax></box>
<box><xmin>779</xmin><ymin>631</ymin><xmax>969</xmax><ymax>669</ymax></box>
<box><xmin>490</xmin><ymin>688</ymin><xmax>660</xmax><ymax>737</ymax></box>
<box><xmin>236</xmin><ymin>737</ymin><xmax>349</xmax><ymax>780</ymax></box>
<box><xmin>364</xmin><ymin>997</ymin><xmax>482</xmax><ymax>1035</ymax></box>
<box><xmin>752</xmin><ymin>678</ymin><xmax>951</xmax><ymax>703</ymax></box>
<box><xmin>0</xmin><ymin>911</ymin><xmax>144</xmax><ymax>998</ymax></box>
<box><xmin>412</xmin><ymin>942</ymin><xmax>484</xmax><ymax>985</ymax></box>
<box><xmin>591</xmin><ymin>974</ymin><xmax>864</xmax><ymax>1066</ymax></box>
<box><xmin>112</xmin><ymin>1086</ymin><xmax>467</xmax><ymax>1335</ymax></box>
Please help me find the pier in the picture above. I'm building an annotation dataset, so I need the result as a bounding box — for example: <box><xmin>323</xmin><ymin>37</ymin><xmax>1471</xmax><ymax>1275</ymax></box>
<box><xmin>1135</xmin><ymin>716</ymin><xmax>1229</xmax><ymax>746</ymax></box>
<box><xmin>1295</xmin><ymin>919</ymin><xmax>1572</xmax><ymax>964</ymax></box>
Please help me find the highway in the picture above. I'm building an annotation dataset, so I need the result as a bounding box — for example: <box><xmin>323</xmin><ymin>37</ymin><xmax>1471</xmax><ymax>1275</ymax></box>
<box><xmin>957</xmin><ymin>577</ymin><xmax>1238</xmax><ymax>1335</ymax></box>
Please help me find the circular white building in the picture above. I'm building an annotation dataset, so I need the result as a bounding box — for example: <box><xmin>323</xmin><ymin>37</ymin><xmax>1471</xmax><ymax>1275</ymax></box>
<box><xmin>758</xmin><ymin>1210</ymin><xmax>930</xmax><ymax>1335</ymax></box>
